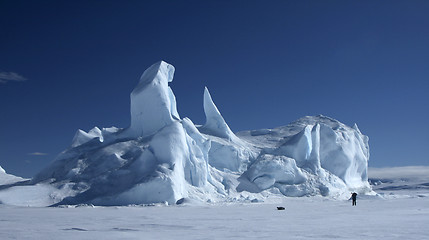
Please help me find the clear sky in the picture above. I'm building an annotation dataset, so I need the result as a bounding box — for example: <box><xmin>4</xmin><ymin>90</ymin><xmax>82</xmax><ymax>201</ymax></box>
<box><xmin>1</xmin><ymin>0</ymin><xmax>428</xmax><ymax>177</ymax></box>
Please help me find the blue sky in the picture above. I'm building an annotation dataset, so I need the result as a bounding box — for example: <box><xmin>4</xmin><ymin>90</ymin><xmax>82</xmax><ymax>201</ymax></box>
<box><xmin>1</xmin><ymin>0</ymin><xmax>428</xmax><ymax>177</ymax></box>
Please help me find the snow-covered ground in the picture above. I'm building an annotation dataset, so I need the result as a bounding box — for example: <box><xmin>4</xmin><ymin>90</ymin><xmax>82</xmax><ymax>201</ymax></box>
<box><xmin>0</xmin><ymin>195</ymin><xmax>427</xmax><ymax>240</ymax></box>
<box><xmin>1</xmin><ymin>166</ymin><xmax>428</xmax><ymax>240</ymax></box>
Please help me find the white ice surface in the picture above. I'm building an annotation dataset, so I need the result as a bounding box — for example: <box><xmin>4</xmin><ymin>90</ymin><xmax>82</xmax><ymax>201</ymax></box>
<box><xmin>1</xmin><ymin>167</ymin><xmax>428</xmax><ymax>239</ymax></box>
<box><xmin>0</xmin><ymin>195</ymin><xmax>427</xmax><ymax>240</ymax></box>
<box><xmin>0</xmin><ymin>184</ymin><xmax>74</xmax><ymax>207</ymax></box>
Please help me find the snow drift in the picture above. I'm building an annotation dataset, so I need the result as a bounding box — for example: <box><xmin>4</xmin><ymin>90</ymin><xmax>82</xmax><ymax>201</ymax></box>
<box><xmin>0</xmin><ymin>61</ymin><xmax>372</xmax><ymax>206</ymax></box>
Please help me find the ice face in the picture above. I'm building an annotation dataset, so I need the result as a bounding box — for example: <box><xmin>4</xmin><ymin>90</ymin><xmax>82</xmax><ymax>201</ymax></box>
<box><xmin>273</xmin><ymin>124</ymin><xmax>322</xmax><ymax>174</ymax></box>
<box><xmin>206</xmin><ymin>139</ymin><xmax>253</xmax><ymax>173</ymax></box>
<box><xmin>181</xmin><ymin>118</ymin><xmax>211</xmax><ymax>187</ymax></box>
<box><xmin>240</xmin><ymin>115</ymin><xmax>371</xmax><ymax>194</ymax></box>
<box><xmin>115</xmin><ymin>121</ymin><xmax>190</xmax><ymax>205</ymax></box>
<box><xmin>318</xmin><ymin>123</ymin><xmax>369</xmax><ymax>188</ymax></box>
<box><xmin>129</xmin><ymin>61</ymin><xmax>179</xmax><ymax>137</ymax></box>
<box><xmin>245</xmin><ymin>154</ymin><xmax>307</xmax><ymax>190</ymax></box>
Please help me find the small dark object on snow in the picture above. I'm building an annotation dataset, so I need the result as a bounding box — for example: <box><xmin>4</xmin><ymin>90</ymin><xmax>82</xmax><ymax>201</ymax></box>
<box><xmin>277</xmin><ymin>207</ymin><xmax>285</xmax><ymax>210</ymax></box>
<box><xmin>176</xmin><ymin>198</ymin><xmax>185</xmax><ymax>205</ymax></box>
<box><xmin>351</xmin><ymin>192</ymin><xmax>357</xmax><ymax>206</ymax></box>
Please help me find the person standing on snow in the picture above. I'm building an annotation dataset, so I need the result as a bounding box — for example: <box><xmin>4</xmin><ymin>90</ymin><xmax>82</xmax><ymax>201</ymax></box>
<box><xmin>351</xmin><ymin>192</ymin><xmax>357</xmax><ymax>206</ymax></box>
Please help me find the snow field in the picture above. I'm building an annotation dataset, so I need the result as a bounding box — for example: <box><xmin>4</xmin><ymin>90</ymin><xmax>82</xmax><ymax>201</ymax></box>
<box><xmin>0</xmin><ymin>196</ymin><xmax>427</xmax><ymax>240</ymax></box>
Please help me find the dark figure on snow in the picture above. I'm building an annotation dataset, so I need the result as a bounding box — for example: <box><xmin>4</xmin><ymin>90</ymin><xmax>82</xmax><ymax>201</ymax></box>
<box><xmin>351</xmin><ymin>192</ymin><xmax>357</xmax><ymax>206</ymax></box>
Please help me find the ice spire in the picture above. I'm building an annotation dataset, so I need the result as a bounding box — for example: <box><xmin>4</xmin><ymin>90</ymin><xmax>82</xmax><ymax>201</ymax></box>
<box><xmin>200</xmin><ymin>87</ymin><xmax>237</xmax><ymax>140</ymax></box>
<box><xmin>129</xmin><ymin>61</ymin><xmax>180</xmax><ymax>137</ymax></box>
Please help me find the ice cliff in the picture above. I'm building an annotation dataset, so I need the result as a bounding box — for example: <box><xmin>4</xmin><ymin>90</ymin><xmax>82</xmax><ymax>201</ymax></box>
<box><xmin>0</xmin><ymin>61</ymin><xmax>372</xmax><ymax>206</ymax></box>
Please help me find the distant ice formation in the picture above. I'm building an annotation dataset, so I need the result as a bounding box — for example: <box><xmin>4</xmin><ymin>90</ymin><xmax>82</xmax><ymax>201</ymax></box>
<box><xmin>0</xmin><ymin>165</ymin><xmax>26</xmax><ymax>186</ymax></box>
<box><xmin>0</xmin><ymin>61</ymin><xmax>373</xmax><ymax>206</ymax></box>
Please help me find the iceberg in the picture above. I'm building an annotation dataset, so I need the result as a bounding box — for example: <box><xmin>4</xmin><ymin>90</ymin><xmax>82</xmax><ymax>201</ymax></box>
<box><xmin>0</xmin><ymin>61</ymin><xmax>372</xmax><ymax>206</ymax></box>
